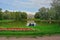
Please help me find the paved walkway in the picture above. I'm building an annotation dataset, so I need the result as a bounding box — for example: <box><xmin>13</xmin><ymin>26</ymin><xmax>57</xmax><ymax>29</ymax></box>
<box><xmin>0</xmin><ymin>35</ymin><xmax>60</xmax><ymax>40</ymax></box>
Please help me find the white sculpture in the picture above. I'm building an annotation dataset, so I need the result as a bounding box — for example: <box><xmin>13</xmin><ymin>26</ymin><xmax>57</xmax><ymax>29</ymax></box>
<box><xmin>27</xmin><ymin>14</ymin><xmax>36</xmax><ymax>26</ymax></box>
<box><xmin>27</xmin><ymin>22</ymin><xmax>36</xmax><ymax>26</ymax></box>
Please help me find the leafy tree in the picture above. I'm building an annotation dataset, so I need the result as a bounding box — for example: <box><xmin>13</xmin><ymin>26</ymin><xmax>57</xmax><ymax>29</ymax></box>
<box><xmin>3</xmin><ymin>10</ymin><xmax>10</xmax><ymax>19</ymax></box>
<box><xmin>14</xmin><ymin>12</ymin><xmax>21</xmax><ymax>21</ymax></box>
<box><xmin>0</xmin><ymin>8</ymin><xmax>2</xmax><ymax>20</ymax></box>
<box><xmin>14</xmin><ymin>12</ymin><xmax>27</xmax><ymax>21</ymax></box>
<box><xmin>0</xmin><ymin>8</ymin><xmax>27</xmax><ymax>21</ymax></box>
<box><xmin>47</xmin><ymin>7</ymin><xmax>56</xmax><ymax>20</ymax></box>
<box><xmin>35</xmin><ymin>7</ymin><xmax>49</xmax><ymax>20</ymax></box>
<box><xmin>34</xmin><ymin>12</ymin><xmax>40</xmax><ymax>19</ymax></box>
<box><xmin>21</xmin><ymin>12</ymin><xmax>27</xmax><ymax>19</ymax></box>
<box><xmin>51</xmin><ymin>0</ymin><xmax>60</xmax><ymax>20</ymax></box>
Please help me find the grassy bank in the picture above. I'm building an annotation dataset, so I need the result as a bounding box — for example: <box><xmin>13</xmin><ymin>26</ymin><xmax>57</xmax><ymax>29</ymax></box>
<box><xmin>0</xmin><ymin>20</ymin><xmax>60</xmax><ymax>37</ymax></box>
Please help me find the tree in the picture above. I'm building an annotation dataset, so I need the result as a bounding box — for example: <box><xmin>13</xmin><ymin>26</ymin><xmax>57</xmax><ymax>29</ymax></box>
<box><xmin>14</xmin><ymin>12</ymin><xmax>21</xmax><ymax>21</ymax></box>
<box><xmin>51</xmin><ymin>0</ymin><xmax>60</xmax><ymax>20</ymax></box>
<box><xmin>3</xmin><ymin>10</ymin><xmax>10</xmax><ymax>19</ymax></box>
<box><xmin>0</xmin><ymin>8</ymin><xmax>27</xmax><ymax>21</ymax></box>
<box><xmin>21</xmin><ymin>12</ymin><xmax>27</xmax><ymax>19</ymax></box>
<box><xmin>0</xmin><ymin>8</ymin><xmax>2</xmax><ymax>20</ymax></box>
<box><xmin>15</xmin><ymin>12</ymin><xmax>27</xmax><ymax>21</ymax></box>
<box><xmin>35</xmin><ymin>7</ymin><xmax>58</xmax><ymax>23</ymax></box>
<box><xmin>9</xmin><ymin>12</ymin><xmax>16</xmax><ymax>20</ymax></box>
<box><xmin>48</xmin><ymin>7</ymin><xmax>56</xmax><ymax>20</ymax></box>
<box><xmin>35</xmin><ymin>7</ymin><xmax>49</xmax><ymax>20</ymax></box>
<box><xmin>47</xmin><ymin>8</ymin><xmax>56</xmax><ymax>23</ymax></box>
<box><xmin>34</xmin><ymin>12</ymin><xmax>40</xmax><ymax>19</ymax></box>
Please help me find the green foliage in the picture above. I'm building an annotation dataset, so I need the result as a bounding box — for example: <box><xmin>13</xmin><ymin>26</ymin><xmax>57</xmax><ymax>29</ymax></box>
<box><xmin>0</xmin><ymin>8</ymin><xmax>27</xmax><ymax>21</ymax></box>
<box><xmin>21</xmin><ymin>12</ymin><xmax>27</xmax><ymax>19</ymax></box>
<box><xmin>51</xmin><ymin>0</ymin><xmax>60</xmax><ymax>20</ymax></box>
<box><xmin>14</xmin><ymin>12</ymin><xmax>27</xmax><ymax>21</ymax></box>
<box><xmin>35</xmin><ymin>0</ymin><xmax>60</xmax><ymax>20</ymax></box>
<box><xmin>34</xmin><ymin>7</ymin><xmax>49</xmax><ymax>20</ymax></box>
<box><xmin>0</xmin><ymin>8</ymin><xmax>2</xmax><ymax>20</ymax></box>
<box><xmin>34</xmin><ymin>12</ymin><xmax>40</xmax><ymax>19</ymax></box>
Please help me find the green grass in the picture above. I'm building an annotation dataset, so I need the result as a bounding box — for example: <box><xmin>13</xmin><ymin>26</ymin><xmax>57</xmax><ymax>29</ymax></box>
<box><xmin>0</xmin><ymin>20</ymin><xmax>60</xmax><ymax>37</ymax></box>
<box><xmin>0</xmin><ymin>20</ymin><xmax>14</xmax><ymax>22</ymax></box>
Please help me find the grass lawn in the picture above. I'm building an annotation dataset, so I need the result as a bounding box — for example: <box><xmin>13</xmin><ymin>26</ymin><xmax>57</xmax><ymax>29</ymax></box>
<box><xmin>0</xmin><ymin>20</ymin><xmax>60</xmax><ymax>37</ymax></box>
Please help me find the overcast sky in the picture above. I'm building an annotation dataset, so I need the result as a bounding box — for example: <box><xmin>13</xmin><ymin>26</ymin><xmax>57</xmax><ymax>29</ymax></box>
<box><xmin>0</xmin><ymin>0</ymin><xmax>52</xmax><ymax>14</ymax></box>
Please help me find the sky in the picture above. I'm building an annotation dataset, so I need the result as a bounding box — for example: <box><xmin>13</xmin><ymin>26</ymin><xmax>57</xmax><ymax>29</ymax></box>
<box><xmin>0</xmin><ymin>0</ymin><xmax>52</xmax><ymax>14</ymax></box>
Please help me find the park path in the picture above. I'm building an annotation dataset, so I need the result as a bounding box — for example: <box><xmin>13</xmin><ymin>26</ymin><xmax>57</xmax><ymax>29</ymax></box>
<box><xmin>0</xmin><ymin>35</ymin><xmax>60</xmax><ymax>40</ymax></box>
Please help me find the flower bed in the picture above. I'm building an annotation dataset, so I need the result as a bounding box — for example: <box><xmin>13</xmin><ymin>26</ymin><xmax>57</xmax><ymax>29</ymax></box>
<box><xmin>0</xmin><ymin>28</ymin><xmax>34</xmax><ymax>31</ymax></box>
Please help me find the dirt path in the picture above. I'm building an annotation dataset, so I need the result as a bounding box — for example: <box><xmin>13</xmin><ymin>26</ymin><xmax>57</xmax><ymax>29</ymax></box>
<box><xmin>0</xmin><ymin>35</ymin><xmax>60</xmax><ymax>40</ymax></box>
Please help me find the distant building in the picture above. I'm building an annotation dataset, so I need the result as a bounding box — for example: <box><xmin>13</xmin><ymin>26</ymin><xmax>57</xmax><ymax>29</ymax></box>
<box><xmin>27</xmin><ymin>14</ymin><xmax>34</xmax><ymax>19</ymax></box>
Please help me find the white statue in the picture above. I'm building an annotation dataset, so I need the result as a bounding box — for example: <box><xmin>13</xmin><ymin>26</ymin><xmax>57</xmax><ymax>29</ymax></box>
<box><xmin>27</xmin><ymin>14</ymin><xmax>36</xmax><ymax>26</ymax></box>
<box><xmin>27</xmin><ymin>22</ymin><xmax>36</xmax><ymax>26</ymax></box>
